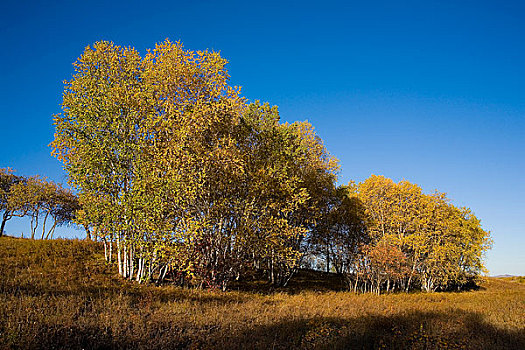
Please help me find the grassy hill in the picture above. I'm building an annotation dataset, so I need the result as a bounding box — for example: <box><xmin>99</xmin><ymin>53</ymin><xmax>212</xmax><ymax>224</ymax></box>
<box><xmin>0</xmin><ymin>237</ymin><xmax>524</xmax><ymax>349</ymax></box>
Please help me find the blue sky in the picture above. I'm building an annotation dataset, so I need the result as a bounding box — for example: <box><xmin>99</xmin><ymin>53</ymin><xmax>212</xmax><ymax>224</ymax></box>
<box><xmin>1</xmin><ymin>0</ymin><xmax>523</xmax><ymax>275</ymax></box>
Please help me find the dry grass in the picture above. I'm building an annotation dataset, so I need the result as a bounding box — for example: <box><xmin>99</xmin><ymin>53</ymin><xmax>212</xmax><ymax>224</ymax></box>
<box><xmin>0</xmin><ymin>236</ymin><xmax>524</xmax><ymax>349</ymax></box>
<box><xmin>498</xmin><ymin>276</ymin><xmax>525</xmax><ymax>284</ymax></box>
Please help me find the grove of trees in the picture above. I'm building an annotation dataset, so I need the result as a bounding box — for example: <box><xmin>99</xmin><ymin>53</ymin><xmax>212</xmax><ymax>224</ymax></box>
<box><xmin>0</xmin><ymin>169</ymin><xmax>78</xmax><ymax>239</ymax></box>
<box><xmin>43</xmin><ymin>40</ymin><xmax>492</xmax><ymax>293</ymax></box>
<box><xmin>312</xmin><ymin>176</ymin><xmax>492</xmax><ymax>293</ymax></box>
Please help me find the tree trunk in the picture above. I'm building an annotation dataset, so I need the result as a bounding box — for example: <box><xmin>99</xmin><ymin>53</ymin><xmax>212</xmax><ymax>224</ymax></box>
<box><xmin>117</xmin><ymin>235</ymin><xmax>122</xmax><ymax>276</ymax></box>
<box><xmin>326</xmin><ymin>244</ymin><xmax>330</xmax><ymax>273</ymax></box>
<box><xmin>41</xmin><ymin>212</ymin><xmax>49</xmax><ymax>240</ymax></box>
<box><xmin>123</xmin><ymin>245</ymin><xmax>128</xmax><ymax>278</ymax></box>
<box><xmin>30</xmin><ymin>214</ymin><xmax>39</xmax><ymax>240</ymax></box>
<box><xmin>136</xmin><ymin>256</ymin><xmax>143</xmax><ymax>282</ymax></box>
<box><xmin>45</xmin><ymin>221</ymin><xmax>57</xmax><ymax>240</ymax></box>
<box><xmin>84</xmin><ymin>224</ymin><xmax>91</xmax><ymax>241</ymax></box>
<box><xmin>129</xmin><ymin>246</ymin><xmax>134</xmax><ymax>280</ymax></box>
<box><xmin>0</xmin><ymin>212</ymin><xmax>10</xmax><ymax>237</ymax></box>
<box><xmin>104</xmin><ymin>239</ymin><xmax>108</xmax><ymax>262</ymax></box>
<box><xmin>406</xmin><ymin>260</ymin><xmax>417</xmax><ymax>292</ymax></box>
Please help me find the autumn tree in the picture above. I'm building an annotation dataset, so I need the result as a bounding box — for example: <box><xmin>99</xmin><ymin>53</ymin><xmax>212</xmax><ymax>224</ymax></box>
<box><xmin>413</xmin><ymin>194</ymin><xmax>492</xmax><ymax>292</ymax></box>
<box><xmin>40</xmin><ymin>182</ymin><xmax>79</xmax><ymax>240</ymax></box>
<box><xmin>51</xmin><ymin>40</ymin><xmax>340</xmax><ymax>289</ymax></box>
<box><xmin>311</xmin><ymin>182</ymin><xmax>368</xmax><ymax>274</ymax></box>
<box><xmin>5</xmin><ymin>176</ymin><xmax>79</xmax><ymax>240</ymax></box>
<box><xmin>0</xmin><ymin>168</ymin><xmax>23</xmax><ymax>237</ymax></box>
<box><xmin>349</xmin><ymin>242</ymin><xmax>409</xmax><ymax>294</ymax></box>
<box><xmin>7</xmin><ymin>176</ymin><xmax>43</xmax><ymax>239</ymax></box>
<box><xmin>345</xmin><ymin>175</ymin><xmax>492</xmax><ymax>293</ymax></box>
<box><xmin>235</xmin><ymin>102</ymin><xmax>338</xmax><ymax>286</ymax></box>
<box><xmin>51</xmin><ymin>40</ymin><xmax>489</xmax><ymax>293</ymax></box>
<box><xmin>51</xmin><ymin>40</ymin><xmax>151</xmax><ymax>280</ymax></box>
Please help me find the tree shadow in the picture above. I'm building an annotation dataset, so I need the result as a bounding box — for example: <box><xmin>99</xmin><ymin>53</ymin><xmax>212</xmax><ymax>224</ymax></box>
<box><xmin>222</xmin><ymin>309</ymin><xmax>525</xmax><ymax>350</ymax></box>
<box><xmin>229</xmin><ymin>269</ymin><xmax>347</xmax><ymax>294</ymax></box>
<box><xmin>11</xmin><ymin>309</ymin><xmax>524</xmax><ymax>349</ymax></box>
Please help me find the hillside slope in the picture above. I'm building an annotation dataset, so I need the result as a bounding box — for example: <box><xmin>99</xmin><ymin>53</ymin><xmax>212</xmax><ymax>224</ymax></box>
<box><xmin>0</xmin><ymin>237</ymin><xmax>524</xmax><ymax>349</ymax></box>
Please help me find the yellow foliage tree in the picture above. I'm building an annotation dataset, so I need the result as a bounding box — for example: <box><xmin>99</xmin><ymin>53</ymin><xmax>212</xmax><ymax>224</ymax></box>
<box><xmin>51</xmin><ymin>41</ymin><xmax>339</xmax><ymax>288</ymax></box>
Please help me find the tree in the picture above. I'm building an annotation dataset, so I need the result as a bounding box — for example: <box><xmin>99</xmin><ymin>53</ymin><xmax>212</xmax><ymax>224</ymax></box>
<box><xmin>51</xmin><ymin>40</ymin><xmax>490</xmax><ymax>293</ymax></box>
<box><xmin>40</xmin><ymin>182</ymin><xmax>79</xmax><ymax>240</ymax></box>
<box><xmin>338</xmin><ymin>175</ymin><xmax>492</xmax><ymax>293</ymax></box>
<box><xmin>52</xmin><ymin>40</ymin><xmax>150</xmax><ymax>279</ymax></box>
<box><xmin>51</xmin><ymin>40</ymin><xmax>340</xmax><ymax>289</ymax></box>
<box><xmin>6</xmin><ymin>176</ymin><xmax>79</xmax><ymax>240</ymax></box>
<box><xmin>0</xmin><ymin>168</ymin><xmax>23</xmax><ymax>237</ymax></box>
<box><xmin>311</xmin><ymin>182</ymin><xmax>368</xmax><ymax>274</ymax></box>
<box><xmin>236</xmin><ymin>102</ymin><xmax>338</xmax><ymax>286</ymax></box>
<box><xmin>349</xmin><ymin>241</ymin><xmax>409</xmax><ymax>294</ymax></box>
<box><xmin>7</xmin><ymin>176</ymin><xmax>43</xmax><ymax>239</ymax></box>
<box><xmin>414</xmin><ymin>194</ymin><xmax>492</xmax><ymax>292</ymax></box>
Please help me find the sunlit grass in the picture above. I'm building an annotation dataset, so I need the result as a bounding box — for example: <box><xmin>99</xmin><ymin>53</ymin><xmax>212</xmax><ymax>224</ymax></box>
<box><xmin>0</xmin><ymin>237</ymin><xmax>523</xmax><ymax>349</ymax></box>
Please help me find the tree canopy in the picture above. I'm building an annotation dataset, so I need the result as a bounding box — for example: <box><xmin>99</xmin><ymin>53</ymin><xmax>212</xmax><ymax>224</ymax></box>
<box><xmin>0</xmin><ymin>169</ymin><xmax>78</xmax><ymax>239</ymax></box>
<box><xmin>332</xmin><ymin>175</ymin><xmax>492</xmax><ymax>293</ymax></box>
<box><xmin>49</xmin><ymin>40</ymin><xmax>491</xmax><ymax>293</ymax></box>
<box><xmin>51</xmin><ymin>40</ymin><xmax>338</xmax><ymax>289</ymax></box>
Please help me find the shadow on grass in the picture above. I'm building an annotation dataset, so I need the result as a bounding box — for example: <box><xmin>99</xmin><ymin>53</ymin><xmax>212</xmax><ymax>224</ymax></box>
<box><xmin>229</xmin><ymin>269</ymin><xmax>347</xmax><ymax>295</ymax></box>
<box><xmin>6</xmin><ymin>309</ymin><xmax>524</xmax><ymax>350</ymax></box>
<box><xmin>224</xmin><ymin>310</ymin><xmax>525</xmax><ymax>350</ymax></box>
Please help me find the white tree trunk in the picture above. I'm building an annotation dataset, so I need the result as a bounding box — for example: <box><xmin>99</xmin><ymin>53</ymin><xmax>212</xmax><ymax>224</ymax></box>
<box><xmin>117</xmin><ymin>235</ymin><xmax>122</xmax><ymax>276</ymax></box>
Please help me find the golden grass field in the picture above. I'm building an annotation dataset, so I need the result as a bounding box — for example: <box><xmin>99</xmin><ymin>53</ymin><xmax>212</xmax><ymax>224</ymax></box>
<box><xmin>0</xmin><ymin>237</ymin><xmax>523</xmax><ymax>349</ymax></box>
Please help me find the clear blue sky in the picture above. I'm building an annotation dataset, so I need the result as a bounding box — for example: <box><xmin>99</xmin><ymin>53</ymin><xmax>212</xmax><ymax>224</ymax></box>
<box><xmin>1</xmin><ymin>0</ymin><xmax>523</xmax><ymax>275</ymax></box>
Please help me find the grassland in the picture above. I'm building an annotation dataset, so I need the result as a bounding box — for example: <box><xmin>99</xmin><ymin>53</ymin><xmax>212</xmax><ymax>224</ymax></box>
<box><xmin>0</xmin><ymin>237</ymin><xmax>523</xmax><ymax>349</ymax></box>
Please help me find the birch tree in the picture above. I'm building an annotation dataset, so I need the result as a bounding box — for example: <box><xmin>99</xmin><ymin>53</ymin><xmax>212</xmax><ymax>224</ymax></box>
<box><xmin>340</xmin><ymin>175</ymin><xmax>491</xmax><ymax>293</ymax></box>
<box><xmin>0</xmin><ymin>168</ymin><xmax>23</xmax><ymax>237</ymax></box>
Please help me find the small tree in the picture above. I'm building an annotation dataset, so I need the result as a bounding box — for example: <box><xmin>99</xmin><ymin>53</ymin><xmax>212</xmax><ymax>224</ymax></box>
<box><xmin>8</xmin><ymin>176</ymin><xmax>48</xmax><ymax>239</ymax></box>
<box><xmin>0</xmin><ymin>168</ymin><xmax>23</xmax><ymax>237</ymax></box>
<box><xmin>6</xmin><ymin>175</ymin><xmax>79</xmax><ymax>239</ymax></box>
<box><xmin>42</xmin><ymin>183</ymin><xmax>79</xmax><ymax>239</ymax></box>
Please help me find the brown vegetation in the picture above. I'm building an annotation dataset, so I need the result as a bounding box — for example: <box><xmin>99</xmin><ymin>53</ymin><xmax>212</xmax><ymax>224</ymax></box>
<box><xmin>0</xmin><ymin>237</ymin><xmax>523</xmax><ymax>349</ymax></box>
